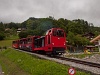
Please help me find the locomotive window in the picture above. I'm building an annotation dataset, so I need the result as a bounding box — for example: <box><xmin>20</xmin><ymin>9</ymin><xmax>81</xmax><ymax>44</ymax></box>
<box><xmin>57</xmin><ymin>30</ymin><xmax>64</xmax><ymax>37</ymax></box>
<box><xmin>53</xmin><ymin>29</ymin><xmax>64</xmax><ymax>37</ymax></box>
<box><xmin>53</xmin><ymin>30</ymin><xmax>57</xmax><ymax>36</ymax></box>
<box><xmin>49</xmin><ymin>30</ymin><xmax>51</xmax><ymax>33</ymax></box>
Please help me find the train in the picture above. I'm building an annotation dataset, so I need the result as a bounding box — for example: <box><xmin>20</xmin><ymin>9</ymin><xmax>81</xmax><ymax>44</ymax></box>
<box><xmin>12</xmin><ymin>28</ymin><xmax>66</xmax><ymax>55</ymax></box>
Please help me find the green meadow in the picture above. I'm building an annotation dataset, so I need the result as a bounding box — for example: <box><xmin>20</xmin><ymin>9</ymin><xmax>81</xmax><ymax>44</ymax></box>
<box><xmin>0</xmin><ymin>48</ymin><xmax>90</xmax><ymax>75</ymax></box>
<box><xmin>0</xmin><ymin>40</ymin><xmax>13</xmax><ymax>47</ymax></box>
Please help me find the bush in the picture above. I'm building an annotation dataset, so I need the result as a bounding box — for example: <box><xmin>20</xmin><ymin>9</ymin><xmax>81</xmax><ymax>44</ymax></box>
<box><xmin>0</xmin><ymin>46</ymin><xmax>2</xmax><ymax>49</ymax></box>
<box><xmin>18</xmin><ymin>31</ymin><xmax>28</xmax><ymax>39</ymax></box>
<box><xmin>3</xmin><ymin>46</ymin><xmax>7</xmax><ymax>49</ymax></box>
<box><xmin>0</xmin><ymin>33</ymin><xmax>5</xmax><ymax>40</ymax></box>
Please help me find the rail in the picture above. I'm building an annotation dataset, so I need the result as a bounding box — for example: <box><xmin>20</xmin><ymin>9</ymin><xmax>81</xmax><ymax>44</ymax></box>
<box><xmin>55</xmin><ymin>56</ymin><xmax>100</xmax><ymax>68</ymax></box>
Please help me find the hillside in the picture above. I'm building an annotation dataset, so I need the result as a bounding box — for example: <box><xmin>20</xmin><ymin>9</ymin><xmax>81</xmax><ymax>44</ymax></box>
<box><xmin>0</xmin><ymin>17</ymin><xmax>100</xmax><ymax>38</ymax></box>
<box><xmin>0</xmin><ymin>17</ymin><xmax>100</xmax><ymax>50</ymax></box>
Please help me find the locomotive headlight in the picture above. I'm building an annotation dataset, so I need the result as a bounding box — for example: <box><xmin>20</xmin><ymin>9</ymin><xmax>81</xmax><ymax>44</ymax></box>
<box><xmin>58</xmin><ymin>38</ymin><xmax>60</xmax><ymax>40</ymax></box>
<box><xmin>64</xmin><ymin>42</ymin><xmax>66</xmax><ymax>45</ymax></box>
<box><xmin>52</xmin><ymin>43</ymin><xmax>54</xmax><ymax>45</ymax></box>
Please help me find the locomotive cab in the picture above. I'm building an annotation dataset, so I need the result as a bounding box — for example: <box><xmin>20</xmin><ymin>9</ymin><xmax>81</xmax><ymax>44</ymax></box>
<box><xmin>46</xmin><ymin>28</ymin><xmax>66</xmax><ymax>55</ymax></box>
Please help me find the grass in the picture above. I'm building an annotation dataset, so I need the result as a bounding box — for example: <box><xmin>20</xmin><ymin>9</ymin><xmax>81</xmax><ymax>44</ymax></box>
<box><xmin>5</xmin><ymin>35</ymin><xmax>19</xmax><ymax>40</ymax></box>
<box><xmin>0</xmin><ymin>48</ymin><xmax>91</xmax><ymax>75</ymax></box>
<box><xmin>0</xmin><ymin>40</ymin><xmax>13</xmax><ymax>47</ymax></box>
<box><xmin>0</xmin><ymin>35</ymin><xmax>18</xmax><ymax>47</ymax></box>
<box><xmin>0</xmin><ymin>54</ymin><xmax>29</xmax><ymax>75</ymax></box>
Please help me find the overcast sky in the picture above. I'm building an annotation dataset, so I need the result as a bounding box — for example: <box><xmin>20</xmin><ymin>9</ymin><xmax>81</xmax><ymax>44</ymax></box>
<box><xmin>0</xmin><ymin>0</ymin><xmax>100</xmax><ymax>26</ymax></box>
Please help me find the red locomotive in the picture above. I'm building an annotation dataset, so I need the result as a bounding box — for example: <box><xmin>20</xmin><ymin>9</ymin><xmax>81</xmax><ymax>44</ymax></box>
<box><xmin>12</xmin><ymin>28</ymin><xmax>66</xmax><ymax>55</ymax></box>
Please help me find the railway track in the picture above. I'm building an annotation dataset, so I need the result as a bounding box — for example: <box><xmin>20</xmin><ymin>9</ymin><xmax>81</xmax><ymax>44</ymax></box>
<box><xmin>55</xmin><ymin>56</ymin><xmax>100</xmax><ymax>68</ymax></box>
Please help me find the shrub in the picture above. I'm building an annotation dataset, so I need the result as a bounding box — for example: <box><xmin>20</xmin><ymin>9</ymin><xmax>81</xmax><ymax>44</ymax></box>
<box><xmin>3</xmin><ymin>46</ymin><xmax>7</xmax><ymax>49</ymax></box>
<box><xmin>18</xmin><ymin>31</ymin><xmax>28</xmax><ymax>39</ymax></box>
<box><xmin>0</xmin><ymin>33</ymin><xmax>5</xmax><ymax>40</ymax></box>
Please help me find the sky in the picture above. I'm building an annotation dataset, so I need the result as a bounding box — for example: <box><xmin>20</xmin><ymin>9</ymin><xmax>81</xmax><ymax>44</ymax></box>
<box><xmin>0</xmin><ymin>0</ymin><xmax>100</xmax><ymax>26</ymax></box>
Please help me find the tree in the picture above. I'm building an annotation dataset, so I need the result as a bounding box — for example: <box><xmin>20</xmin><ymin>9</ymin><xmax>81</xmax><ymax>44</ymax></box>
<box><xmin>74</xmin><ymin>35</ymin><xmax>90</xmax><ymax>46</ymax></box>
<box><xmin>72</xmin><ymin>19</ymin><xmax>90</xmax><ymax>34</ymax></box>
<box><xmin>0</xmin><ymin>22</ymin><xmax>4</xmax><ymax>31</ymax></box>
<box><xmin>0</xmin><ymin>32</ymin><xmax>5</xmax><ymax>40</ymax></box>
<box><xmin>18</xmin><ymin>31</ymin><xmax>28</xmax><ymax>39</ymax></box>
<box><xmin>67</xmin><ymin>31</ymin><xmax>75</xmax><ymax>45</ymax></box>
<box><xmin>67</xmin><ymin>32</ymin><xmax>91</xmax><ymax>46</ymax></box>
<box><xmin>6</xmin><ymin>22</ymin><xmax>18</xmax><ymax>29</ymax></box>
<box><xmin>55</xmin><ymin>18</ymin><xmax>68</xmax><ymax>33</ymax></box>
<box><xmin>67</xmin><ymin>21</ymin><xmax>84</xmax><ymax>34</ymax></box>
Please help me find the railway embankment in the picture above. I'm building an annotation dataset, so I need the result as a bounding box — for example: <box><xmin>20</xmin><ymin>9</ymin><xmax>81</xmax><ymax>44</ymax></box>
<box><xmin>16</xmin><ymin>49</ymin><xmax>100</xmax><ymax>75</ymax></box>
<box><xmin>0</xmin><ymin>48</ymin><xmax>91</xmax><ymax>75</ymax></box>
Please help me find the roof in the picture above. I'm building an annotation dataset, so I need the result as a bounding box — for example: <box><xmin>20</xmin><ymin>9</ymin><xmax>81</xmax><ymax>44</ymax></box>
<box><xmin>90</xmin><ymin>35</ymin><xmax>100</xmax><ymax>43</ymax></box>
<box><xmin>82</xmin><ymin>32</ymin><xmax>95</xmax><ymax>36</ymax></box>
<box><xmin>85</xmin><ymin>45</ymin><xmax>95</xmax><ymax>48</ymax></box>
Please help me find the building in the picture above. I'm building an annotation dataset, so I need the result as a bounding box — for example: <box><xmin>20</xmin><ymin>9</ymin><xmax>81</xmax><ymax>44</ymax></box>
<box><xmin>17</xmin><ymin>28</ymin><xmax>27</xmax><ymax>33</ymax></box>
<box><xmin>90</xmin><ymin>35</ymin><xmax>100</xmax><ymax>52</ymax></box>
<box><xmin>82</xmin><ymin>32</ymin><xmax>95</xmax><ymax>40</ymax></box>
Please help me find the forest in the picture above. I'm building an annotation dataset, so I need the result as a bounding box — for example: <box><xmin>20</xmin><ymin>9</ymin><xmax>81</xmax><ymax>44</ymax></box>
<box><xmin>0</xmin><ymin>16</ymin><xmax>100</xmax><ymax>47</ymax></box>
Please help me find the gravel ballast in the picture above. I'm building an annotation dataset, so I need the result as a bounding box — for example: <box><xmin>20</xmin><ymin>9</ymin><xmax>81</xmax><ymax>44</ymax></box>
<box><xmin>83</xmin><ymin>54</ymin><xmax>100</xmax><ymax>64</ymax></box>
